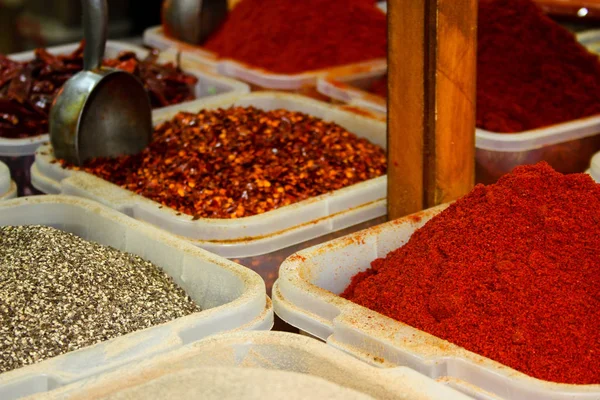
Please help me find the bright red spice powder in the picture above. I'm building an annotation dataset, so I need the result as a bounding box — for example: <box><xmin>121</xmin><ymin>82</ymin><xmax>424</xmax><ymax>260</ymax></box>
<box><xmin>477</xmin><ymin>0</ymin><xmax>600</xmax><ymax>133</ymax></box>
<box><xmin>202</xmin><ymin>0</ymin><xmax>387</xmax><ymax>74</ymax></box>
<box><xmin>342</xmin><ymin>162</ymin><xmax>600</xmax><ymax>384</ymax></box>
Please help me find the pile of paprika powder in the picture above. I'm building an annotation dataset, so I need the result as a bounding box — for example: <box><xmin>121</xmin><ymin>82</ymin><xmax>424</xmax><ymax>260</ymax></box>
<box><xmin>365</xmin><ymin>0</ymin><xmax>600</xmax><ymax>133</ymax></box>
<box><xmin>200</xmin><ymin>0</ymin><xmax>386</xmax><ymax>74</ymax></box>
<box><xmin>342</xmin><ymin>162</ymin><xmax>600</xmax><ymax>384</ymax></box>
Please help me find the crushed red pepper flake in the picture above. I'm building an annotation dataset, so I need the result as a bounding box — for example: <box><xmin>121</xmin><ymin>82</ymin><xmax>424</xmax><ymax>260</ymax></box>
<box><xmin>0</xmin><ymin>41</ymin><xmax>197</xmax><ymax>139</ymax></box>
<box><xmin>65</xmin><ymin>106</ymin><xmax>386</xmax><ymax>219</ymax></box>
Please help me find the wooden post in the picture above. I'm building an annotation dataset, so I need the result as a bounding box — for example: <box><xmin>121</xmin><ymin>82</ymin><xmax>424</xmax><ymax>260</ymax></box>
<box><xmin>387</xmin><ymin>0</ymin><xmax>477</xmax><ymax>220</ymax></box>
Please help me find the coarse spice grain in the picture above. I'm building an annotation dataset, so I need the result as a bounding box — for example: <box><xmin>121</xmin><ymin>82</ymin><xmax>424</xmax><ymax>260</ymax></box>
<box><xmin>68</xmin><ymin>106</ymin><xmax>386</xmax><ymax>219</ymax></box>
<box><xmin>0</xmin><ymin>226</ymin><xmax>200</xmax><ymax>374</ymax></box>
<box><xmin>342</xmin><ymin>163</ymin><xmax>600</xmax><ymax>384</ymax></box>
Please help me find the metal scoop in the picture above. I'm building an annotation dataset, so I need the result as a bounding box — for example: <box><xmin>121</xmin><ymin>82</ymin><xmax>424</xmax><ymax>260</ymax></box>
<box><xmin>162</xmin><ymin>0</ymin><xmax>228</xmax><ymax>45</ymax></box>
<box><xmin>50</xmin><ymin>0</ymin><xmax>152</xmax><ymax>166</ymax></box>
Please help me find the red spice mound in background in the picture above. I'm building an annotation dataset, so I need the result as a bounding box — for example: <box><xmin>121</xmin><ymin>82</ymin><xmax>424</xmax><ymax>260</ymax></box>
<box><xmin>342</xmin><ymin>162</ymin><xmax>600</xmax><ymax>384</ymax></box>
<box><xmin>477</xmin><ymin>0</ymin><xmax>600</xmax><ymax>133</ymax></box>
<box><xmin>202</xmin><ymin>0</ymin><xmax>386</xmax><ymax>74</ymax></box>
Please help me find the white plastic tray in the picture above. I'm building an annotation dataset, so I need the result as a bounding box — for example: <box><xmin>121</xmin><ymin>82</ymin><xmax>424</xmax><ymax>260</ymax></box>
<box><xmin>317</xmin><ymin>67</ymin><xmax>387</xmax><ymax>115</ymax></box>
<box><xmin>0</xmin><ymin>160</ymin><xmax>17</xmax><ymax>200</ymax></box>
<box><xmin>0</xmin><ymin>41</ymin><xmax>249</xmax><ymax>157</ymax></box>
<box><xmin>143</xmin><ymin>26</ymin><xmax>387</xmax><ymax>91</ymax></box>
<box><xmin>0</xmin><ymin>195</ymin><xmax>273</xmax><ymax>400</ymax></box>
<box><xmin>37</xmin><ymin>331</ymin><xmax>471</xmax><ymax>400</ymax></box>
<box><xmin>588</xmin><ymin>151</ymin><xmax>600</xmax><ymax>182</ymax></box>
<box><xmin>31</xmin><ymin>92</ymin><xmax>387</xmax><ymax>258</ymax></box>
<box><xmin>272</xmin><ymin>205</ymin><xmax>600</xmax><ymax>400</ymax></box>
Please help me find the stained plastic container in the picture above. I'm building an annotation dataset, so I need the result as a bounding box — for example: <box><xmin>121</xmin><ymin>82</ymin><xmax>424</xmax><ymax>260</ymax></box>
<box><xmin>35</xmin><ymin>331</ymin><xmax>471</xmax><ymax>400</ymax></box>
<box><xmin>272</xmin><ymin>206</ymin><xmax>600</xmax><ymax>400</ymax></box>
<box><xmin>587</xmin><ymin>150</ymin><xmax>600</xmax><ymax>182</ymax></box>
<box><xmin>316</xmin><ymin>67</ymin><xmax>387</xmax><ymax>115</ymax></box>
<box><xmin>0</xmin><ymin>160</ymin><xmax>18</xmax><ymax>200</ymax></box>
<box><xmin>143</xmin><ymin>26</ymin><xmax>386</xmax><ymax>93</ymax></box>
<box><xmin>30</xmin><ymin>91</ymin><xmax>387</xmax><ymax>292</ymax></box>
<box><xmin>0</xmin><ymin>195</ymin><xmax>273</xmax><ymax>400</ymax></box>
<box><xmin>475</xmin><ymin>116</ymin><xmax>600</xmax><ymax>183</ymax></box>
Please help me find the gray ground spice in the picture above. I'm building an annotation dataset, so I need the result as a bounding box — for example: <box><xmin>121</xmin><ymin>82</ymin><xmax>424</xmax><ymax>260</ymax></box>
<box><xmin>0</xmin><ymin>225</ymin><xmax>201</xmax><ymax>374</ymax></box>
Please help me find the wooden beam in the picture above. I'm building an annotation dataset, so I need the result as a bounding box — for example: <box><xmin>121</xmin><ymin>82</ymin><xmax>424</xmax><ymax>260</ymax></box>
<box><xmin>387</xmin><ymin>0</ymin><xmax>477</xmax><ymax>219</ymax></box>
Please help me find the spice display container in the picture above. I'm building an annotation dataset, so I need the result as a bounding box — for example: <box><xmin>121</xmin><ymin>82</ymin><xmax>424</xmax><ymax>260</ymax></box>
<box><xmin>316</xmin><ymin>67</ymin><xmax>387</xmax><ymax>115</ymax></box>
<box><xmin>272</xmin><ymin>206</ymin><xmax>600</xmax><ymax>400</ymax></box>
<box><xmin>587</xmin><ymin>150</ymin><xmax>600</xmax><ymax>182</ymax></box>
<box><xmin>31</xmin><ymin>91</ymin><xmax>387</xmax><ymax>292</ymax></box>
<box><xmin>36</xmin><ymin>331</ymin><xmax>471</xmax><ymax>400</ymax></box>
<box><xmin>0</xmin><ymin>195</ymin><xmax>273</xmax><ymax>400</ymax></box>
<box><xmin>0</xmin><ymin>160</ymin><xmax>17</xmax><ymax>200</ymax></box>
<box><xmin>475</xmin><ymin>115</ymin><xmax>600</xmax><ymax>183</ymax></box>
<box><xmin>143</xmin><ymin>25</ymin><xmax>387</xmax><ymax>92</ymax></box>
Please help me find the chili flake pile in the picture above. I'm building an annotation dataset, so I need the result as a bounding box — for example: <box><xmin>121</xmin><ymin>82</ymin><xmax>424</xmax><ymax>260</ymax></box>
<box><xmin>343</xmin><ymin>162</ymin><xmax>600</xmax><ymax>384</ymax></box>
<box><xmin>0</xmin><ymin>42</ymin><xmax>197</xmax><ymax>139</ymax></box>
<box><xmin>72</xmin><ymin>106</ymin><xmax>386</xmax><ymax>219</ymax></box>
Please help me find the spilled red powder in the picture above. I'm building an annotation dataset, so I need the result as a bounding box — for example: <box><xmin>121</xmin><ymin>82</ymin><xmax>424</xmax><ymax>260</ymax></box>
<box><xmin>342</xmin><ymin>162</ymin><xmax>600</xmax><ymax>384</ymax></box>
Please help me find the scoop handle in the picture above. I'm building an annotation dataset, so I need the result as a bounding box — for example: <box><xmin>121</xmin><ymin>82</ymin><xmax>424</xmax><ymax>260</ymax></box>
<box><xmin>82</xmin><ymin>0</ymin><xmax>108</xmax><ymax>71</ymax></box>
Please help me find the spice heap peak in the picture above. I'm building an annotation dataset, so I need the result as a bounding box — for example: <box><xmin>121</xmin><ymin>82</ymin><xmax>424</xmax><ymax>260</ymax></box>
<box><xmin>343</xmin><ymin>162</ymin><xmax>600</xmax><ymax>384</ymax></box>
<box><xmin>202</xmin><ymin>0</ymin><xmax>386</xmax><ymax>74</ymax></box>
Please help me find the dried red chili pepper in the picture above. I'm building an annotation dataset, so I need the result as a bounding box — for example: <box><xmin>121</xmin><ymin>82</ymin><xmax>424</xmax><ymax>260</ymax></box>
<box><xmin>69</xmin><ymin>106</ymin><xmax>386</xmax><ymax>219</ymax></box>
<box><xmin>343</xmin><ymin>162</ymin><xmax>600</xmax><ymax>385</ymax></box>
<box><xmin>201</xmin><ymin>0</ymin><xmax>386</xmax><ymax>74</ymax></box>
<box><xmin>0</xmin><ymin>42</ymin><xmax>197</xmax><ymax>139</ymax></box>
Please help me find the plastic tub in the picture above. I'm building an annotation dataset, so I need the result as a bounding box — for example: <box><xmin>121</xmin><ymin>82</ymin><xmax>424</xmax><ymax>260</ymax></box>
<box><xmin>587</xmin><ymin>151</ymin><xmax>600</xmax><ymax>182</ymax></box>
<box><xmin>0</xmin><ymin>195</ymin><xmax>273</xmax><ymax>400</ymax></box>
<box><xmin>36</xmin><ymin>331</ymin><xmax>471</xmax><ymax>400</ymax></box>
<box><xmin>143</xmin><ymin>25</ymin><xmax>387</xmax><ymax>93</ymax></box>
<box><xmin>317</xmin><ymin>68</ymin><xmax>387</xmax><ymax>115</ymax></box>
<box><xmin>0</xmin><ymin>160</ymin><xmax>18</xmax><ymax>200</ymax></box>
<box><xmin>272</xmin><ymin>205</ymin><xmax>600</xmax><ymax>400</ymax></box>
<box><xmin>31</xmin><ymin>91</ymin><xmax>388</xmax><ymax>288</ymax></box>
<box><xmin>0</xmin><ymin>40</ymin><xmax>250</xmax><ymax>157</ymax></box>
<box><xmin>475</xmin><ymin>115</ymin><xmax>600</xmax><ymax>184</ymax></box>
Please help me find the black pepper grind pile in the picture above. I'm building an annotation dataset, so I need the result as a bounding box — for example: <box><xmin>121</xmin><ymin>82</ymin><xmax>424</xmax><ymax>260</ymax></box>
<box><xmin>0</xmin><ymin>226</ymin><xmax>201</xmax><ymax>374</ymax></box>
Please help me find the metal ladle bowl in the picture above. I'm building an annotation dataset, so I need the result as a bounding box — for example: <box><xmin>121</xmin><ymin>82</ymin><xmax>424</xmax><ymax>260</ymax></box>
<box><xmin>162</xmin><ymin>0</ymin><xmax>228</xmax><ymax>45</ymax></box>
<box><xmin>50</xmin><ymin>0</ymin><xmax>152</xmax><ymax>166</ymax></box>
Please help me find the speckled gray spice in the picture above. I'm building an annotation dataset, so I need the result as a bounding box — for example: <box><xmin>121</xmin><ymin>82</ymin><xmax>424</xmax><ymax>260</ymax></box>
<box><xmin>0</xmin><ymin>225</ymin><xmax>201</xmax><ymax>374</ymax></box>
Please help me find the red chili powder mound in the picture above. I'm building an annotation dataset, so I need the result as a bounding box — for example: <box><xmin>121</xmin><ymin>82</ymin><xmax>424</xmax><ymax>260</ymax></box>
<box><xmin>477</xmin><ymin>0</ymin><xmax>600</xmax><ymax>133</ymax></box>
<box><xmin>202</xmin><ymin>0</ymin><xmax>387</xmax><ymax>74</ymax></box>
<box><xmin>342</xmin><ymin>162</ymin><xmax>600</xmax><ymax>384</ymax></box>
<box><xmin>366</xmin><ymin>0</ymin><xmax>600</xmax><ymax>133</ymax></box>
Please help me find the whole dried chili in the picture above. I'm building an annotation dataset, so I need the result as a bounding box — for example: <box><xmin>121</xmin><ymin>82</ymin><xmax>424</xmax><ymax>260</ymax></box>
<box><xmin>342</xmin><ymin>162</ymin><xmax>600</xmax><ymax>385</ymax></box>
<box><xmin>70</xmin><ymin>106</ymin><xmax>386</xmax><ymax>219</ymax></box>
<box><xmin>201</xmin><ymin>0</ymin><xmax>387</xmax><ymax>74</ymax></box>
<box><xmin>0</xmin><ymin>42</ymin><xmax>197</xmax><ymax>139</ymax></box>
